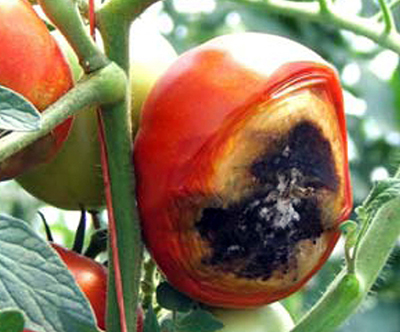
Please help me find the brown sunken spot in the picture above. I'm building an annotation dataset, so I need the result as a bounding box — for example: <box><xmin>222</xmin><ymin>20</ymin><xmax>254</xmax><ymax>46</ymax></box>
<box><xmin>195</xmin><ymin>121</ymin><xmax>339</xmax><ymax>280</ymax></box>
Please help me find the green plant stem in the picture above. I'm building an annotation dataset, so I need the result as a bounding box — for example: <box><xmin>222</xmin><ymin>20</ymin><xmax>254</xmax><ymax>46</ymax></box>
<box><xmin>377</xmin><ymin>0</ymin><xmax>396</xmax><ymax>34</ymax></box>
<box><xmin>0</xmin><ymin>63</ymin><xmax>125</xmax><ymax>163</ymax></box>
<box><xmin>33</xmin><ymin>1</ymin><xmax>144</xmax><ymax>331</ymax></box>
<box><xmin>38</xmin><ymin>0</ymin><xmax>108</xmax><ymax>73</ymax></box>
<box><xmin>99</xmin><ymin>99</ymin><xmax>143</xmax><ymax>332</ymax></box>
<box><xmin>98</xmin><ymin>0</ymin><xmax>159</xmax><ymax>26</ymax></box>
<box><xmin>318</xmin><ymin>0</ymin><xmax>331</xmax><ymax>15</ymax></box>
<box><xmin>231</xmin><ymin>0</ymin><xmax>400</xmax><ymax>55</ymax></box>
<box><xmin>291</xmin><ymin>197</ymin><xmax>400</xmax><ymax>332</ymax></box>
<box><xmin>96</xmin><ymin>3</ymin><xmax>151</xmax><ymax>332</ymax></box>
<box><xmin>374</xmin><ymin>0</ymin><xmax>400</xmax><ymax>22</ymax></box>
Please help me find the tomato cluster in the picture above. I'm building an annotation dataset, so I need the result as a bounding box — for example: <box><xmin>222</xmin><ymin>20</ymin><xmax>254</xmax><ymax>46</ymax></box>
<box><xmin>134</xmin><ymin>32</ymin><xmax>352</xmax><ymax>307</ymax></box>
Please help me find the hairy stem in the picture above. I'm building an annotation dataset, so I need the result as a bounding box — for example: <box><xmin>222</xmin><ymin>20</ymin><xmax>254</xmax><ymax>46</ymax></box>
<box><xmin>98</xmin><ymin>0</ymin><xmax>159</xmax><ymax>26</ymax></box>
<box><xmin>292</xmin><ymin>197</ymin><xmax>400</xmax><ymax>332</ymax></box>
<box><xmin>38</xmin><ymin>0</ymin><xmax>108</xmax><ymax>73</ymax></box>
<box><xmin>96</xmin><ymin>1</ymin><xmax>154</xmax><ymax>332</ymax></box>
<box><xmin>0</xmin><ymin>63</ymin><xmax>125</xmax><ymax>163</ymax></box>
<box><xmin>377</xmin><ymin>0</ymin><xmax>396</xmax><ymax>34</ymax></box>
<box><xmin>34</xmin><ymin>1</ymin><xmax>145</xmax><ymax>331</ymax></box>
<box><xmin>231</xmin><ymin>0</ymin><xmax>400</xmax><ymax>55</ymax></box>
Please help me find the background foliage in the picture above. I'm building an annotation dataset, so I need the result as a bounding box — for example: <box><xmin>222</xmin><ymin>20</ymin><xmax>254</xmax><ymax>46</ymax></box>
<box><xmin>1</xmin><ymin>0</ymin><xmax>400</xmax><ymax>331</ymax></box>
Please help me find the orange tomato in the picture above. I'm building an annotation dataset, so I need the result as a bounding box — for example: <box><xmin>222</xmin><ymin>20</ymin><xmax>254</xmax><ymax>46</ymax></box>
<box><xmin>0</xmin><ymin>0</ymin><xmax>73</xmax><ymax>180</ymax></box>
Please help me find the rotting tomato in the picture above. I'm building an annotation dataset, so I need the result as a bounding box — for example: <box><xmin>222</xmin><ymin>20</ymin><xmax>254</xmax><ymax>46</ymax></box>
<box><xmin>51</xmin><ymin>243</ymin><xmax>107</xmax><ymax>330</ymax></box>
<box><xmin>16</xmin><ymin>18</ymin><xmax>177</xmax><ymax>210</ymax></box>
<box><xmin>0</xmin><ymin>0</ymin><xmax>73</xmax><ymax>180</ymax></box>
<box><xmin>134</xmin><ymin>32</ymin><xmax>353</xmax><ymax>308</ymax></box>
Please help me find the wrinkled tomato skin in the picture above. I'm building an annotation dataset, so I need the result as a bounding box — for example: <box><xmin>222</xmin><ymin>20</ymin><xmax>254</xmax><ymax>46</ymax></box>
<box><xmin>0</xmin><ymin>0</ymin><xmax>73</xmax><ymax>180</ymax></box>
<box><xmin>52</xmin><ymin>244</ymin><xmax>107</xmax><ymax>330</ymax></box>
<box><xmin>134</xmin><ymin>33</ymin><xmax>352</xmax><ymax>307</ymax></box>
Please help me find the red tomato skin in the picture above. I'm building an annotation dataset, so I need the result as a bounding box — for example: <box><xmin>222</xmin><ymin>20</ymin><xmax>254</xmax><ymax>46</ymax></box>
<box><xmin>134</xmin><ymin>33</ymin><xmax>352</xmax><ymax>307</ymax></box>
<box><xmin>51</xmin><ymin>244</ymin><xmax>107</xmax><ymax>330</ymax></box>
<box><xmin>0</xmin><ymin>0</ymin><xmax>73</xmax><ymax>180</ymax></box>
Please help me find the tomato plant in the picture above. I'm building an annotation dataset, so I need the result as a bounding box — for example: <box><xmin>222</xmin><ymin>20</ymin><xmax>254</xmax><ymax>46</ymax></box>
<box><xmin>134</xmin><ymin>32</ymin><xmax>352</xmax><ymax>308</ymax></box>
<box><xmin>2</xmin><ymin>1</ymin><xmax>400</xmax><ymax>332</ymax></box>
<box><xmin>0</xmin><ymin>0</ymin><xmax>73</xmax><ymax>180</ymax></box>
<box><xmin>16</xmin><ymin>19</ymin><xmax>177</xmax><ymax>210</ymax></box>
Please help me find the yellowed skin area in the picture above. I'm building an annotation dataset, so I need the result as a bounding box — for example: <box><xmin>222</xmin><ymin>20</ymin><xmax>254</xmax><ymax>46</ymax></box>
<box><xmin>178</xmin><ymin>85</ymin><xmax>346</xmax><ymax>294</ymax></box>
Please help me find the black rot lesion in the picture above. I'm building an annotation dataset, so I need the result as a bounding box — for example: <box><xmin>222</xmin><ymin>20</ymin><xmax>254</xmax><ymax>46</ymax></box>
<box><xmin>195</xmin><ymin>120</ymin><xmax>339</xmax><ymax>280</ymax></box>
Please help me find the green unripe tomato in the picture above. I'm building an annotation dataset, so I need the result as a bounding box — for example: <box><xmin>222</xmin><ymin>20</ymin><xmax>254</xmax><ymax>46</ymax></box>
<box><xmin>129</xmin><ymin>18</ymin><xmax>178</xmax><ymax>133</ymax></box>
<box><xmin>17</xmin><ymin>20</ymin><xmax>177</xmax><ymax>210</ymax></box>
<box><xmin>210</xmin><ymin>303</ymin><xmax>295</xmax><ymax>332</ymax></box>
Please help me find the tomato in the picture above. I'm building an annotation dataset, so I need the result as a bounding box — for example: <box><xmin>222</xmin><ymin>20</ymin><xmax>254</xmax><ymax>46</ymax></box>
<box><xmin>129</xmin><ymin>18</ymin><xmax>178</xmax><ymax>134</ymax></box>
<box><xmin>210</xmin><ymin>303</ymin><xmax>294</xmax><ymax>332</ymax></box>
<box><xmin>0</xmin><ymin>0</ymin><xmax>73</xmax><ymax>180</ymax></box>
<box><xmin>16</xmin><ymin>19</ymin><xmax>177</xmax><ymax>210</ymax></box>
<box><xmin>51</xmin><ymin>243</ymin><xmax>107</xmax><ymax>330</ymax></box>
<box><xmin>134</xmin><ymin>32</ymin><xmax>353</xmax><ymax>307</ymax></box>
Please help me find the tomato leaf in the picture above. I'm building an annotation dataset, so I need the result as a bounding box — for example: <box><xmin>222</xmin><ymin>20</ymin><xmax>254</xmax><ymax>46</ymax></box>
<box><xmin>175</xmin><ymin>309</ymin><xmax>224</xmax><ymax>332</ymax></box>
<box><xmin>59</xmin><ymin>312</ymin><xmax>100</xmax><ymax>332</ymax></box>
<box><xmin>0</xmin><ymin>213</ymin><xmax>98</xmax><ymax>332</ymax></box>
<box><xmin>143</xmin><ymin>305</ymin><xmax>161</xmax><ymax>332</ymax></box>
<box><xmin>0</xmin><ymin>85</ymin><xmax>41</xmax><ymax>131</ymax></box>
<box><xmin>156</xmin><ymin>282</ymin><xmax>195</xmax><ymax>312</ymax></box>
<box><xmin>0</xmin><ymin>309</ymin><xmax>24</xmax><ymax>332</ymax></box>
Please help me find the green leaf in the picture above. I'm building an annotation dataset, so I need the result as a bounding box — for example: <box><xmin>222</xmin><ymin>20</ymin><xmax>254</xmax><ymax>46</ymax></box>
<box><xmin>175</xmin><ymin>309</ymin><xmax>224</xmax><ymax>332</ymax></box>
<box><xmin>0</xmin><ymin>214</ymin><xmax>98</xmax><ymax>332</ymax></box>
<box><xmin>0</xmin><ymin>309</ymin><xmax>24</xmax><ymax>332</ymax></box>
<box><xmin>59</xmin><ymin>312</ymin><xmax>100</xmax><ymax>332</ymax></box>
<box><xmin>0</xmin><ymin>85</ymin><xmax>41</xmax><ymax>131</ymax></box>
<box><xmin>143</xmin><ymin>305</ymin><xmax>161</xmax><ymax>332</ymax></box>
<box><xmin>156</xmin><ymin>282</ymin><xmax>195</xmax><ymax>312</ymax></box>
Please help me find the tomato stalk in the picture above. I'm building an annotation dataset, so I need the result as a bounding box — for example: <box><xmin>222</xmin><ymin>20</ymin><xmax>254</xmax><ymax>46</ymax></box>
<box><xmin>96</xmin><ymin>110</ymin><xmax>129</xmax><ymax>332</ymax></box>
<box><xmin>0</xmin><ymin>62</ymin><xmax>125</xmax><ymax>164</ymax></box>
<box><xmin>87</xmin><ymin>2</ymin><xmax>130</xmax><ymax>330</ymax></box>
<box><xmin>229</xmin><ymin>0</ymin><xmax>400</xmax><ymax>55</ymax></box>
<box><xmin>95</xmin><ymin>2</ymin><xmax>159</xmax><ymax>332</ymax></box>
<box><xmin>37</xmin><ymin>1</ymin><xmax>146</xmax><ymax>331</ymax></box>
<box><xmin>38</xmin><ymin>0</ymin><xmax>108</xmax><ymax>73</ymax></box>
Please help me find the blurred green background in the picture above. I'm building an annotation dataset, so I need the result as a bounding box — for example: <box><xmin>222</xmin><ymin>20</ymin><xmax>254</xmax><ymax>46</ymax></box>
<box><xmin>1</xmin><ymin>0</ymin><xmax>400</xmax><ymax>331</ymax></box>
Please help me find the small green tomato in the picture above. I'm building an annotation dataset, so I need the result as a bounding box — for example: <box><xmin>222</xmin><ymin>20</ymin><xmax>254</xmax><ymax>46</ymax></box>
<box><xmin>210</xmin><ymin>303</ymin><xmax>295</xmax><ymax>332</ymax></box>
